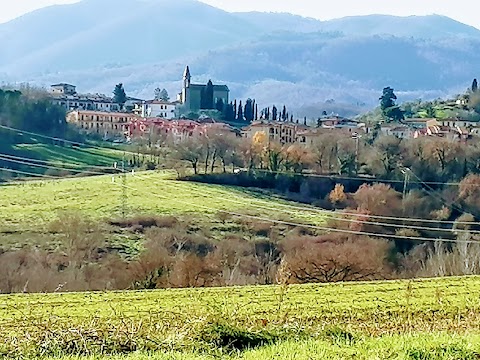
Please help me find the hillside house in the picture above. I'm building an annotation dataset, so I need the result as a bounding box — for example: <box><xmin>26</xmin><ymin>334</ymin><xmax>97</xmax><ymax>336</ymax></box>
<box><xmin>51</xmin><ymin>83</ymin><xmax>77</xmax><ymax>96</ymax></box>
<box><xmin>438</xmin><ymin>119</ymin><xmax>479</xmax><ymax>129</ymax></box>
<box><xmin>128</xmin><ymin>118</ymin><xmax>237</xmax><ymax>143</ymax></box>
<box><xmin>380</xmin><ymin>125</ymin><xmax>414</xmax><ymax>139</ymax></box>
<box><xmin>413</xmin><ymin>124</ymin><xmax>469</xmax><ymax>141</ymax></box>
<box><xmin>134</xmin><ymin>100</ymin><xmax>178</xmax><ymax>119</ymax></box>
<box><xmin>402</xmin><ymin>118</ymin><xmax>437</xmax><ymax>128</ymax></box>
<box><xmin>296</xmin><ymin>126</ymin><xmax>367</xmax><ymax>147</ymax></box>
<box><xmin>50</xmin><ymin>84</ymin><xmax>143</xmax><ymax>113</ymax></box>
<box><xmin>67</xmin><ymin>110</ymin><xmax>136</xmax><ymax>138</ymax></box>
<box><xmin>52</xmin><ymin>93</ymin><xmax>121</xmax><ymax>112</ymax></box>
<box><xmin>242</xmin><ymin>121</ymin><xmax>301</xmax><ymax>145</ymax></box>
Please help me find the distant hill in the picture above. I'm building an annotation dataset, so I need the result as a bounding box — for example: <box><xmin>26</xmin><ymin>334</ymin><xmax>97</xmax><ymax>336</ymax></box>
<box><xmin>0</xmin><ymin>0</ymin><xmax>259</xmax><ymax>75</ymax></box>
<box><xmin>2</xmin><ymin>0</ymin><xmax>480</xmax><ymax>116</ymax></box>
<box><xmin>235</xmin><ymin>12</ymin><xmax>480</xmax><ymax>39</ymax></box>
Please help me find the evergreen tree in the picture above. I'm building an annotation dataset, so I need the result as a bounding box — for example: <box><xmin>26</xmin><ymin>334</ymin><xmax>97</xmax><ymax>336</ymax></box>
<box><xmin>215</xmin><ymin>98</ymin><xmax>225</xmax><ymax>112</ymax></box>
<box><xmin>244</xmin><ymin>98</ymin><xmax>254</xmax><ymax>122</ymax></box>
<box><xmin>237</xmin><ymin>100</ymin><xmax>244</xmax><ymax>121</ymax></box>
<box><xmin>290</xmin><ymin>114</ymin><xmax>294</xmax><ymax>122</ymax></box>
<box><xmin>304</xmin><ymin>117</ymin><xmax>307</xmax><ymax>126</ymax></box>
<box><xmin>272</xmin><ymin>105</ymin><xmax>278</xmax><ymax>121</ymax></box>
<box><xmin>233</xmin><ymin>99</ymin><xmax>237</xmax><ymax>119</ymax></box>
<box><xmin>202</xmin><ymin>80</ymin><xmax>214</xmax><ymax>109</ymax></box>
<box><xmin>154</xmin><ymin>87</ymin><xmax>162</xmax><ymax>100</ymax></box>
<box><xmin>379</xmin><ymin>86</ymin><xmax>404</xmax><ymax>122</ymax></box>
<box><xmin>255</xmin><ymin>104</ymin><xmax>258</xmax><ymax>120</ymax></box>
<box><xmin>223</xmin><ymin>102</ymin><xmax>235</xmax><ymax>122</ymax></box>
<box><xmin>282</xmin><ymin>105</ymin><xmax>287</xmax><ymax>121</ymax></box>
<box><xmin>159</xmin><ymin>88</ymin><xmax>170</xmax><ymax>101</ymax></box>
<box><xmin>379</xmin><ymin>87</ymin><xmax>397</xmax><ymax>110</ymax></box>
<box><xmin>113</xmin><ymin>83</ymin><xmax>127</xmax><ymax>109</ymax></box>
<box><xmin>473</xmin><ymin>79</ymin><xmax>478</xmax><ymax>93</ymax></box>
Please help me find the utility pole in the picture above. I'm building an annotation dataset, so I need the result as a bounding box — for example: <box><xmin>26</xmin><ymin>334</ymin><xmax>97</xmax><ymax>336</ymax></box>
<box><xmin>352</xmin><ymin>132</ymin><xmax>361</xmax><ymax>175</ymax></box>
<box><xmin>121</xmin><ymin>151</ymin><xmax>127</xmax><ymax>219</ymax></box>
<box><xmin>401</xmin><ymin>167</ymin><xmax>410</xmax><ymax>217</ymax></box>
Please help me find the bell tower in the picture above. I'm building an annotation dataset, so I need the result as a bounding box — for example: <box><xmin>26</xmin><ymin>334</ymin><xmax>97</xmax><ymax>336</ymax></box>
<box><xmin>181</xmin><ymin>65</ymin><xmax>191</xmax><ymax>106</ymax></box>
<box><xmin>183</xmin><ymin>65</ymin><xmax>191</xmax><ymax>89</ymax></box>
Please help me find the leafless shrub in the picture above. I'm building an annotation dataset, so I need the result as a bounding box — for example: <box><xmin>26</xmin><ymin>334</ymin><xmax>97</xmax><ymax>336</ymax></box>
<box><xmin>280</xmin><ymin>234</ymin><xmax>393</xmax><ymax>283</ymax></box>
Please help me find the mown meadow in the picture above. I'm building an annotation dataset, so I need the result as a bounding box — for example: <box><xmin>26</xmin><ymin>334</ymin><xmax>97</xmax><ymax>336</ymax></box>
<box><xmin>1</xmin><ymin>276</ymin><xmax>480</xmax><ymax>359</ymax></box>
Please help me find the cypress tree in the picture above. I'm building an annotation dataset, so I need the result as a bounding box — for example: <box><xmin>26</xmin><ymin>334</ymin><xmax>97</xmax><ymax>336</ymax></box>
<box><xmin>237</xmin><ymin>100</ymin><xmax>243</xmax><ymax>121</ymax></box>
<box><xmin>272</xmin><ymin>105</ymin><xmax>278</xmax><ymax>121</ymax></box>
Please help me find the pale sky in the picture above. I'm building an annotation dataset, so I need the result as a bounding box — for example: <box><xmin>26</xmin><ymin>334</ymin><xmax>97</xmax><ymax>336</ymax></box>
<box><xmin>0</xmin><ymin>0</ymin><xmax>478</xmax><ymax>29</ymax></box>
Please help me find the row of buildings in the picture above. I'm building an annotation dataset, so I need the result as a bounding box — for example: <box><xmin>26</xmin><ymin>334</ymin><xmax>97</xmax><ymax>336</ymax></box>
<box><xmin>52</xmin><ymin>66</ymin><xmax>230</xmax><ymax>119</ymax></box>
<box><xmin>379</xmin><ymin>118</ymin><xmax>478</xmax><ymax>141</ymax></box>
<box><xmin>66</xmin><ymin>106</ymin><xmax>480</xmax><ymax>147</ymax></box>
<box><xmin>55</xmin><ymin>65</ymin><xmax>235</xmax><ymax>141</ymax></box>
<box><xmin>55</xmin><ymin>66</ymin><xmax>480</xmax><ymax>146</ymax></box>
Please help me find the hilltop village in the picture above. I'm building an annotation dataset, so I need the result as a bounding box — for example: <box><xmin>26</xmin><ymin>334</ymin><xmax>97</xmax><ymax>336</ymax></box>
<box><xmin>52</xmin><ymin>66</ymin><xmax>480</xmax><ymax>149</ymax></box>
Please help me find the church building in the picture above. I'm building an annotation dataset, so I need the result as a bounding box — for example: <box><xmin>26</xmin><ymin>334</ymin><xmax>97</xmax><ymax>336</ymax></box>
<box><xmin>177</xmin><ymin>66</ymin><xmax>229</xmax><ymax>112</ymax></box>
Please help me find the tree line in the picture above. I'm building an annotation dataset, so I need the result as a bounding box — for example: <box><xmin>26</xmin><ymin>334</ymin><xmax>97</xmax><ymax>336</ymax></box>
<box><xmin>0</xmin><ymin>87</ymin><xmax>67</xmax><ymax>136</ymax></box>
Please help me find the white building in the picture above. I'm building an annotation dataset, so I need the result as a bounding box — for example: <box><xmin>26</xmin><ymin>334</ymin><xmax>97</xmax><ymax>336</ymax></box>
<box><xmin>51</xmin><ymin>93</ymin><xmax>121</xmax><ymax>112</ymax></box>
<box><xmin>135</xmin><ymin>100</ymin><xmax>178</xmax><ymax>119</ymax></box>
<box><xmin>51</xmin><ymin>83</ymin><xmax>77</xmax><ymax>96</ymax></box>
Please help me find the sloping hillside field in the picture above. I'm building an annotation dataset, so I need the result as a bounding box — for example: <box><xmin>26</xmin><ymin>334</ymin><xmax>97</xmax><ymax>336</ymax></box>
<box><xmin>0</xmin><ymin>171</ymin><xmax>321</xmax><ymax>233</ymax></box>
<box><xmin>1</xmin><ymin>277</ymin><xmax>480</xmax><ymax>359</ymax></box>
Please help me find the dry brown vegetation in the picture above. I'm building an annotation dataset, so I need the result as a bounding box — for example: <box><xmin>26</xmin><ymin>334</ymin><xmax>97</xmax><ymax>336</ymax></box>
<box><xmin>3</xmin><ymin>173</ymin><xmax>480</xmax><ymax>294</ymax></box>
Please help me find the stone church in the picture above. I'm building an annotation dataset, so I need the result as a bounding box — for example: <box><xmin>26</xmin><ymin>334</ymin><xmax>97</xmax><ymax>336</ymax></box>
<box><xmin>177</xmin><ymin>66</ymin><xmax>229</xmax><ymax>112</ymax></box>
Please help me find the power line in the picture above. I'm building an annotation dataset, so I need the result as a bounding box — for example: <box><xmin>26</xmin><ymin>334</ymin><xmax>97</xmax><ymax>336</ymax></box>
<box><xmin>0</xmin><ymin>129</ymin><xmax>480</xmax><ymax>225</ymax></box>
<box><xmin>0</xmin><ymin>153</ymin><xmax>116</xmax><ymax>170</ymax></box>
<box><xmin>133</xmin><ymin>172</ymin><xmax>480</xmax><ymax>226</ymax></box>
<box><xmin>111</xmin><ymin>180</ymin><xmax>480</xmax><ymax>245</ymax></box>
<box><xmin>0</xmin><ymin>154</ymin><xmax>110</xmax><ymax>176</ymax></box>
<box><xmin>0</xmin><ymin>124</ymin><xmax>137</xmax><ymax>156</ymax></box>
<box><xmin>131</xmin><ymin>172</ymin><xmax>480</xmax><ymax>233</ymax></box>
<box><xmin>2</xmin><ymin>123</ymin><xmax>478</xmax><ymax>226</ymax></box>
<box><xmin>252</xmin><ymin>168</ymin><xmax>464</xmax><ymax>186</ymax></box>
<box><xmin>1</xmin><ymin>163</ymin><xmax>477</xmax><ymax>243</ymax></box>
<box><xmin>0</xmin><ymin>167</ymin><xmax>60</xmax><ymax>179</ymax></box>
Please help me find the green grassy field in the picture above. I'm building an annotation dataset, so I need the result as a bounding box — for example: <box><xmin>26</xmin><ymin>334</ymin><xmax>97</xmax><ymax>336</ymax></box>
<box><xmin>1</xmin><ymin>277</ymin><xmax>479</xmax><ymax>359</ymax></box>
<box><xmin>0</xmin><ymin>171</ymin><xmax>323</xmax><ymax>233</ymax></box>
<box><xmin>1</xmin><ymin>139</ymin><xmax>128</xmax><ymax>177</ymax></box>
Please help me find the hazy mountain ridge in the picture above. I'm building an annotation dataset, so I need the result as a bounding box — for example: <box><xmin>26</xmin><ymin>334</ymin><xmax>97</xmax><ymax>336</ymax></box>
<box><xmin>1</xmin><ymin>0</ymin><xmax>479</xmax><ymax>115</ymax></box>
<box><xmin>234</xmin><ymin>12</ymin><xmax>480</xmax><ymax>39</ymax></box>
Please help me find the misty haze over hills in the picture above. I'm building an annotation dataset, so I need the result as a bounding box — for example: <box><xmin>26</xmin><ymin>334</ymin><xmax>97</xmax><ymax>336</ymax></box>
<box><xmin>1</xmin><ymin>0</ymin><xmax>480</xmax><ymax>116</ymax></box>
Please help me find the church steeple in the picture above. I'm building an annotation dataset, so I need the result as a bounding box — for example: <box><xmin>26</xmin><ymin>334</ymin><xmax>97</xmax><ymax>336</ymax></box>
<box><xmin>183</xmin><ymin>65</ymin><xmax>191</xmax><ymax>88</ymax></box>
